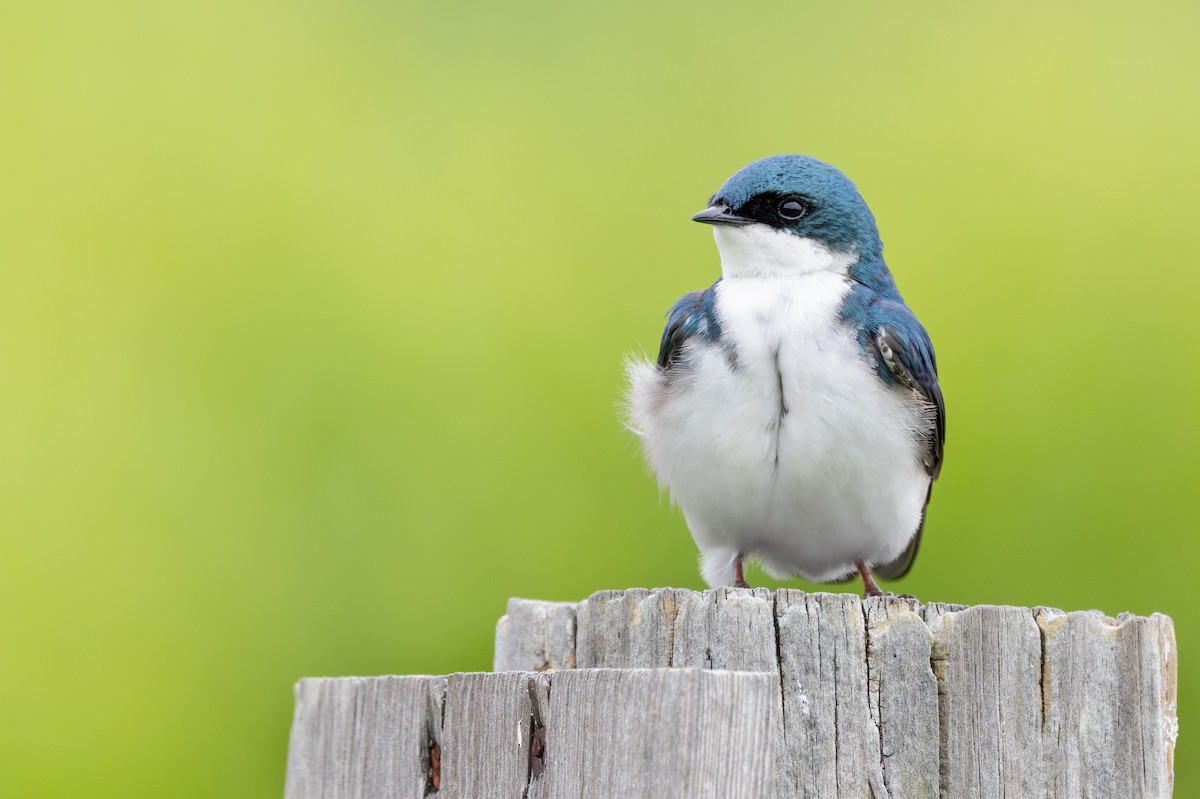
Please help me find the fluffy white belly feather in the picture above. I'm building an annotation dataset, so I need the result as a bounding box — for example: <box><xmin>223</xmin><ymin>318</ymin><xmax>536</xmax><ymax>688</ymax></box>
<box><xmin>626</xmin><ymin>272</ymin><xmax>930</xmax><ymax>585</ymax></box>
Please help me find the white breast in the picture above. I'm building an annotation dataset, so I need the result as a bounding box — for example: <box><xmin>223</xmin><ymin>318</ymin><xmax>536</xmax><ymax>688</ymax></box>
<box><xmin>626</xmin><ymin>269</ymin><xmax>931</xmax><ymax>586</ymax></box>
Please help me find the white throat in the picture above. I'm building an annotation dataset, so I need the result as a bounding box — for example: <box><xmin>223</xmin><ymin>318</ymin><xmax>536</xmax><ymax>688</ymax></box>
<box><xmin>713</xmin><ymin>224</ymin><xmax>856</xmax><ymax>279</ymax></box>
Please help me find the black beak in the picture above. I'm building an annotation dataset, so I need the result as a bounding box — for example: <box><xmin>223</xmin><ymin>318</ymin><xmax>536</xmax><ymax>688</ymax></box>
<box><xmin>692</xmin><ymin>204</ymin><xmax>753</xmax><ymax>226</ymax></box>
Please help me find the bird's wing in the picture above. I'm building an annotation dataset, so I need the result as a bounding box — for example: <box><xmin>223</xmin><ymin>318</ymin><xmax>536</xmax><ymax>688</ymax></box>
<box><xmin>855</xmin><ymin>294</ymin><xmax>945</xmax><ymax>580</ymax></box>
<box><xmin>656</xmin><ymin>282</ymin><xmax>721</xmax><ymax>369</ymax></box>
<box><xmin>867</xmin><ymin>303</ymin><xmax>944</xmax><ymax>479</ymax></box>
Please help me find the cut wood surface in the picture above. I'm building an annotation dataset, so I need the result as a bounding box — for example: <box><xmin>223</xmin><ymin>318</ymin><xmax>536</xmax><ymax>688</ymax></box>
<box><xmin>495</xmin><ymin>588</ymin><xmax>1177</xmax><ymax>798</ymax></box>
<box><xmin>284</xmin><ymin>668</ymin><xmax>780</xmax><ymax>799</ymax></box>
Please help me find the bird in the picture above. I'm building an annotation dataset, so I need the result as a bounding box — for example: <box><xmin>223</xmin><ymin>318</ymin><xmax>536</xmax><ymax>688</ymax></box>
<box><xmin>624</xmin><ymin>154</ymin><xmax>944</xmax><ymax>597</ymax></box>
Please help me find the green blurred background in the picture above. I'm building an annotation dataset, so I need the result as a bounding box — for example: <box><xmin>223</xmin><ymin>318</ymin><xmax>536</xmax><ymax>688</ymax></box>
<box><xmin>2</xmin><ymin>0</ymin><xmax>1196</xmax><ymax>795</ymax></box>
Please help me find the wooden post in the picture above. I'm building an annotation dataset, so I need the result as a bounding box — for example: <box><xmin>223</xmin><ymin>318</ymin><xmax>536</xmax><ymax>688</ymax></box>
<box><xmin>286</xmin><ymin>588</ymin><xmax>1177</xmax><ymax>799</ymax></box>
<box><xmin>285</xmin><ymin>668</ymin><xmax>779</xmax><ymax>798</ymax></box>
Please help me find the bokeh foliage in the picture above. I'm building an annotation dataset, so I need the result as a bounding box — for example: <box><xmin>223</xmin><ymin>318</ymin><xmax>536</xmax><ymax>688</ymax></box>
<box><xmin>1</xmin><ymin>1</ymin><xmax>1196</xmax><ymax>795</ymax></box>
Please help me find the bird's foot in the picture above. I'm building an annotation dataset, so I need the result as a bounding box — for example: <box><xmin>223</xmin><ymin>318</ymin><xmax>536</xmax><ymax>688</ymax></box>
<box><xmin>732</xmin><ymin>553</ymin><xmax>751</xmax><ymax>589</ymax></box>
<box><xmin>856</xmin><ymin>561</ymin><xmax>883</xmax><ymax>598</ymax></box>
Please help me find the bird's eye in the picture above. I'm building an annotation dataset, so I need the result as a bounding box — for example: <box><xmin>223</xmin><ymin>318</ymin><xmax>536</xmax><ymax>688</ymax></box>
<box><xmin>778</xmin><ymin>199</ymin><xmax>808</xmax><ymax>221</ymax></box>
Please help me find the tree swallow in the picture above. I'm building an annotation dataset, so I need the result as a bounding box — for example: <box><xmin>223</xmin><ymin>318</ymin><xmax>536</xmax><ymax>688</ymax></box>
<box><xmin>625</xmin><ymin>155</ymin><xmax>944</xmax><ymax>597</ymax></box>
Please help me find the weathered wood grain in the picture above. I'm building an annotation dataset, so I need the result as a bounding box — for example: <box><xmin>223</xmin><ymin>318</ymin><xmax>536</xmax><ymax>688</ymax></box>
<box><xmin>929</xmin><ymin>604</ymin><xmax>1043</xmax><ymax>797</ymax></box>
<box><xmin>282</xmin><ymin>589</ymin><xmax>1177</xmax><ymax>799</ymax></box>
<box><xmin>494</xmin><ymin>598</ymin><xmax>576</xmax><ymax>672</ymax></box>
<box><xmin>284</xmin><ymin>675</ymin><xmax>444</xmax><ymax>799</ymax></box>
<box><xmin>574</xmin><ymin>587</ymin><xmax>778</xmax><ymax>670</ymax></box>
<box><xmin>440</xmin><ymin>671</ymin><xmax>533</xmax><ymax>798</ymax></box>
<box><xmin>865</xmin><ymin>596</ymin><xmax>939</xmax><ymax>799</ymax></box>
<box><xmin>772</xmin><ymin>590</ymin><xmax>883</xmax><ymax>798</ymax></box>
<box><xmin>285</xmin><ymin>668</ymin><xmax>779</xmax><ymax>799</ymax></box>
<box><xmin>1036</xmin><ymin>608</ymin><xmax>1177</xmax><ymax>798</ymax></box>
<box><xmin>535</xmin><ymin>668</ymin><xmax>779</xmax><ymax>799</ymax></box>
<box><xmin>495</xmin><ymin>588</ymin><xmax>1177</xmax><ymax>799</ymax></box>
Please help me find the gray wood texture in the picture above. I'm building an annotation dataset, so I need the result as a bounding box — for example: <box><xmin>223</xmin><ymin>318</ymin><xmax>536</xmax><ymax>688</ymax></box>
<box><xmin>285</xmin><ymin>668</ymin><xmax>780</xmax><ymax>799</ymax></box>
<box><xmin>285</xmin><ymin>675</ymin><xmax>446</xmax><ymax>799</ymax></box>
<box><xmin>495</xmin><ymin>588</ymin><xmax>1177</xmax><ymax>798</ymax></box>
<box><xmin>494</xmin><ymin>598</ymin><xmax>577</xmax><ymax>672</ymax></box>
<box><xmin>536</xmin><ymin>668</ymin><xmax>779</xmax><ymax>799</ymax></box>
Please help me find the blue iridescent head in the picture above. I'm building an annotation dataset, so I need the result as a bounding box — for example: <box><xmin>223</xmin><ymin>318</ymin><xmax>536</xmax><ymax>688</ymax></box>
<box><xmin>693</xmin><ymin>154</ymin><xmax>896</xmax><ymax>295</ymax></box>
<box><xmin>694</xmin><ymin>154</ymin><xmax>884</xmax><ymax>260</ymax></box>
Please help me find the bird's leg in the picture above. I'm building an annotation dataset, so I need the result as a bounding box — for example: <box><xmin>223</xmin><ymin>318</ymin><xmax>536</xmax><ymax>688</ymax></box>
<box><xmin>856</xmin><ymin>561</ymin><xmax>882</xmax><ymax>598</ymax></box>
<box><xmin>732</xmin><ymin>553</ymin><xmax>750</xmax><ymax>589</ymax></box>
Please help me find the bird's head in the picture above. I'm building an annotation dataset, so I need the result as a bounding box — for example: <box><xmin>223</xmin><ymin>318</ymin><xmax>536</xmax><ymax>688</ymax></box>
<box><xmin>694</xmin><ymin>154</ymin><xmax>886</xmax><ymax>282</ymax></box>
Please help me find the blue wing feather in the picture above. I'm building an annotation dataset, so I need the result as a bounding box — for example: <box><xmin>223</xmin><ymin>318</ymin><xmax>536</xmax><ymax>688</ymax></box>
<box><xmin>656</xmin><ymin>281</ymin><xmax>722</xmax><ymax>369</ymax></box>
<box><xmin>872</xmin><ymin>306</ymin><xmax>944</xmax><ymax>478</ymax></box>
<box><xmin>842</xmin><ymin>284</ymin><xmax>944</xmax><ymax>477</ymax></box>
